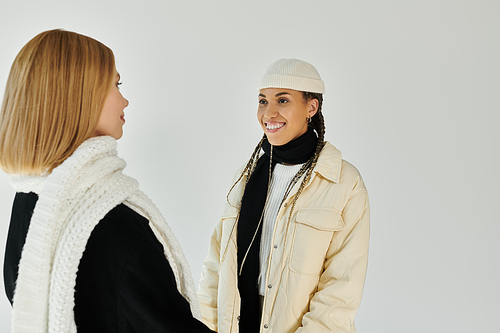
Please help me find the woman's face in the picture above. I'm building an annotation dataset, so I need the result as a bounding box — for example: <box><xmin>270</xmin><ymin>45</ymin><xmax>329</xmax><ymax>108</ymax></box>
<box><xmin>258</xmin><ymin>88</ymin><xmax>318</xmax><ymax>146</ymax></box>
<box><xmin>93</xmin><ymin>69</ymin><xmax>129</xmax><ymax>140</ymax></box>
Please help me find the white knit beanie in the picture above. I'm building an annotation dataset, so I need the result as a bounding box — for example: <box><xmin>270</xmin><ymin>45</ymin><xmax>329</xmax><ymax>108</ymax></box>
<box><xmin>258</xmin><ymin>59</ymin><xmax>325</xmax><ymax>94</ymax></box>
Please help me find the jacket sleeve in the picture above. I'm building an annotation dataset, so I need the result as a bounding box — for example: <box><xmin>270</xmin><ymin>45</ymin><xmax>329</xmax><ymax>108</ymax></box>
<box><xmin>74</xmin><ymin>204</ymin><xmax>215</xmax><ymax>333</ymax></box>
<box><xmin>297</xmin><ymin>189</ymin><xmax>370</xmax><ymax>333</ymax></box>
<box><xmin>197</xmin><ymin>218</ymin><xmax>224</xmax><ymax>331</ymax></box>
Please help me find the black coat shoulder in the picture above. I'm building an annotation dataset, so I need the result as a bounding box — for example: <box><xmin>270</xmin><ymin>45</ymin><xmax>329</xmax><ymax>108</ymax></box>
<box><xmin>75</xmin><ymin>203</ymin><xmax>213</xmax><ymax>332</ymax></box>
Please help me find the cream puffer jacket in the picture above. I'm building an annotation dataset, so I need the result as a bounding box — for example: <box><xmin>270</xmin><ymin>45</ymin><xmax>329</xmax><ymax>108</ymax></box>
<box><xmin>198</xmin><ymin>142</ymin><xmax>369</xmax><ymax>333</ymax></box>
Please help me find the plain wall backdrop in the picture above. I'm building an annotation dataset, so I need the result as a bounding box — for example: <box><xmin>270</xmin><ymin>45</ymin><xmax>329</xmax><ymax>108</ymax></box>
<box><xmin>0</xmin><ymin>0</ymin><xmax>498</xmax><ymax>331</ymax></box>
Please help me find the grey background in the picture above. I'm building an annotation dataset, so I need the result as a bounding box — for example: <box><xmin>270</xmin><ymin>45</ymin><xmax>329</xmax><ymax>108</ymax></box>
<box><xmin>0</xmin><ymin>0</ymin><xmax>499</xmax><ymax>331</ymax></box>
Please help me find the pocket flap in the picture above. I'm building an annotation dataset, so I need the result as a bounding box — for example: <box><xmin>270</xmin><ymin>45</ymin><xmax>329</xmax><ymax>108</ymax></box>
<box><xmin>296</xmin><ymin>208</ymin><xmax>345</xmax><ymax>231</ymax></box>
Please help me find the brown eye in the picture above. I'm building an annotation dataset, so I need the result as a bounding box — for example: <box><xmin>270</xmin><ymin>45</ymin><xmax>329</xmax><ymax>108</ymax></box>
<box><xmin>278</xmin><ymin>98</ymin><xmax>288</xmax><ymax>104</ymax></box>
<box><xmin>259</xmin><ymin>99</ymin><xmax>267</xmax><ymax>105</ymax></box>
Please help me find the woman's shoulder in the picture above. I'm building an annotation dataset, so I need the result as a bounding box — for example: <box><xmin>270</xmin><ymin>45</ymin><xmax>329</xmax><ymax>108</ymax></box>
<box><xmin>77</xmin><ymin>203</ymin><xmax>165</xmax><ymax>289</ymax></box>
<box><xmin>319</xmin><ymin>142</ymin><xmax>367</xmax><ymax>193</ymax></box>
<box><xmin>77</xmin><ymin>204</ymin><xmax>164</xmax><ymax>276</ymax></box>
<box><xmin>90</xmin><ymin>204</ymin><xmax>160</xmax><ymax>252</ymax></box>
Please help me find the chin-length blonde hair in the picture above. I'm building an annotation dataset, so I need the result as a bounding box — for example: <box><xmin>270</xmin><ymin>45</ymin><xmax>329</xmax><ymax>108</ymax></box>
<box><xmin>0</xmin><ymin>29</ymin><xmax>115</xmax><ymax>175</ymax></box>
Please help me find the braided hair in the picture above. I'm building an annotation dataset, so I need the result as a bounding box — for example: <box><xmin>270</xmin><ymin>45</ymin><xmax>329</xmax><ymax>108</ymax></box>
<box><xmin>286</xmin><ymin>92</ymin><xmax>325</xmax><ymax>214</ymax></box>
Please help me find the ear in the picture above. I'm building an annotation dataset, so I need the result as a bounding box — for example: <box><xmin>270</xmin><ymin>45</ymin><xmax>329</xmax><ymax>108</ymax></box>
<box><xmin>307</xmin><ymin>98</ymin><xmax>319</xmax><ymax>118</ymax></box>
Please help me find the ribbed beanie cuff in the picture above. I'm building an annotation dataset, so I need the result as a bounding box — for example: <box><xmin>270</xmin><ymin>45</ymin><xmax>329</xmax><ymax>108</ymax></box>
<box><xmin>258</xmin><ymin>59</ymin><xmax>325</xmax><ymax>94</ymax></box>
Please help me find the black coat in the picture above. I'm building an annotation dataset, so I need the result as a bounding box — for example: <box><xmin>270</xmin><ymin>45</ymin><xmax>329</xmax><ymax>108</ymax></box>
<box><xmin>4</xmin><ymin>192</ymin><xmax>214</xmax><ymax>333</ymax></box>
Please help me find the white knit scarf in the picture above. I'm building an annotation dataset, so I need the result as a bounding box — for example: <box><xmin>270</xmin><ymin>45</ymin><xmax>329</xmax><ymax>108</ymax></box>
<box><xmin>10</xmin><ymin>136</ymin><xmax>201</xmax><ymax>333</ymax></box>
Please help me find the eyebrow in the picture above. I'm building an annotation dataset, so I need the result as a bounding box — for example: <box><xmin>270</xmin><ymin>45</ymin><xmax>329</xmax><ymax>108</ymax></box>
<box><xmin>258</xmin><ymin>92</ymin><xmax>291</xmax><ymax>98</ymax></box>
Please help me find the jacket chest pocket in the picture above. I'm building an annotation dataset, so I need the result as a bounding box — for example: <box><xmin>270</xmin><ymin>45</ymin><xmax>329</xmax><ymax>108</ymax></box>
<box><xmin>289</xmin><ymin>208</ymin><xmax>345</xmax><ymax>276</ymax></box>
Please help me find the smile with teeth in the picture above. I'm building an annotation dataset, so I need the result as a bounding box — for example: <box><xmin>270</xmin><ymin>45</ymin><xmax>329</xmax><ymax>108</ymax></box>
<box><xmin>266</xmin><ymin>122</ymin><xmax>285</xmax><ymax>130</ymax></box>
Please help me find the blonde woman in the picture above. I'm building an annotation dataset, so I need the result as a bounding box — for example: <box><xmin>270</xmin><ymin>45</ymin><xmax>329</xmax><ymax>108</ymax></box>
<box><xmin>198</xmin><ymin>59</ymin><xmax>370</xmax><ymax>332</ymax></box>
<box><xmin>1</xmin><ymin>29</ymin><xmax>214</xmax><ymax>333</ymax></box>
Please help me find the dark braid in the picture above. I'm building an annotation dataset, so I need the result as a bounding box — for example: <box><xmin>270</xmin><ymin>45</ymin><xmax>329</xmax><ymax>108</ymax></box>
<box><xmin>302</xmin><ymin>91</ymin><xmax>325</xmax><ymax>144</ymax></box>
<box><xmin>226</xmin><ymin>135</ymin><xmax>266</xmax><ymax>208</ymax></box>
<box><xmin>222</xmin><ymin>136</ymin><xmax>266</xmax><ymax>260</ymax></box>
<box><xmin>275</xmin><ymin>91</ymin><xmax>325</xmax><ymax>269</ymax></box>
<box><xmin>285</xmin><ymin>92</ymin><xmax>325</xmax><ymax>222</ymax></box>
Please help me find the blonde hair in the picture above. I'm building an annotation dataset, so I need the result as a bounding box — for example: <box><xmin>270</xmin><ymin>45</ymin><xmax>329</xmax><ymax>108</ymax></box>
<box><xmin>0</xmin><ymin>29</ymin><xmax>115</xmax><ymax>175</ymax></box>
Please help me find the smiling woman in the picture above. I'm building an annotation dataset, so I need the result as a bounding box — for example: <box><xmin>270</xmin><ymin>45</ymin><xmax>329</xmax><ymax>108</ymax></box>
<box><xmin>0</xmin><ymin>29</ymin><xmax>214</xmax><ymax>333</ymax></box>
<box><xmin>198</xmin><ymin>59</ymin><xmax>370</xmax><ymax>333</ymax></box>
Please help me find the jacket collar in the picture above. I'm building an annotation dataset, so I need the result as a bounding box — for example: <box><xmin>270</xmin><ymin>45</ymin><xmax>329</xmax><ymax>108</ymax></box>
<box><xmin>231</xmin><ymin>141</ymin><xmax>342</xmax><ymax>208</ymax></box>
<box><xmin>312</xmin><ymin>141</ymin><xmax>342</xmax><ymax>183</ymax></box>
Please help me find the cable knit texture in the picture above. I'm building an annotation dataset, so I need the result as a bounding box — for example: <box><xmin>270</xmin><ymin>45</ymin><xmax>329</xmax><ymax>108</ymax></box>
<box><xmin>10</xmin><ymin>136</ymin><xmax>200</xmax><ymax>333</ymax></box>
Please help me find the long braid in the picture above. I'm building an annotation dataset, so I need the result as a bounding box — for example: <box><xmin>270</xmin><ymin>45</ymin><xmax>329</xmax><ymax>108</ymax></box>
<box><xmin>286</xmin><ymin>92</ymin><xmax>325</xmax><ymax>218</ymax></box>
<box><xmin>280</xmin><ymin>93</ymin><xmax>325</xmax><ymax>270</ymax></box>
<box><xmin>221</xmin><ymin>135</ymin><xmax>266</xmax><ymax>260</ymax></box>
<box><xmin>226</xmin><ymin>135</ymin><xmax>266</xmax><ymax>208</ymax></box>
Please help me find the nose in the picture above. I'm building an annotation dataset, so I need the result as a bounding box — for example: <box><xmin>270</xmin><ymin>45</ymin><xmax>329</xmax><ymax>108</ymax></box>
<box><xmin>124</xmin><ymin>98</ymin><xmax>129</xmax><ymax>108</ymax></box>
<box><xmin>264</xmin><ymin>105</ymin><xmax>278</xmax><ymax>119</ymax></box>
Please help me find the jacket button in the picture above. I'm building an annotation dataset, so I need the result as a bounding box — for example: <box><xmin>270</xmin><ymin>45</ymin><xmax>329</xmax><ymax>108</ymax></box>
<box><xmin>273</xmin><ymin>244</ymin><xmax>278</xmax><ymax>249</ymax></box>
<box><xmin>264</xmin><ymin>324</ymin><xmax>269</xmax><ymax>329</ymax></box>
<box><xmin>237</xmin><ymin>316</ymin><xmax>240</xmax><ymax>321</ymax></box>
<box><xmin>268</xmin><ymin>284</ymin><xmax>272</xmax><ymax>289</ymax></box>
